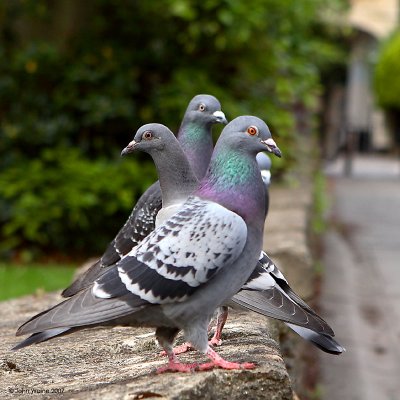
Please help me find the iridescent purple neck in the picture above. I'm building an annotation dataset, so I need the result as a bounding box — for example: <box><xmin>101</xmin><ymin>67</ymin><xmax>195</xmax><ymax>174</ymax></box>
<box><xmin>196</xmin><ymin>149</ymin><xmax>266</xmax><ymax>224</ymax></box>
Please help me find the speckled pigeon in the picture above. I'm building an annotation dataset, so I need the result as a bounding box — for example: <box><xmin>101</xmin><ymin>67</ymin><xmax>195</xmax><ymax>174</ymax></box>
<box><xmin>62</xmin><ymin>94</ymin><xmax>227</xmax><ymax>298</ymax></box>
<box><xmin>119</xmin><ymin>122</ymin><xmax>343</xmax><ymax>355</ymax></box>
<box><xmin>14</xmin><ymin>116</ymin><xmax>280</xmax><ymax>372</ymax></box>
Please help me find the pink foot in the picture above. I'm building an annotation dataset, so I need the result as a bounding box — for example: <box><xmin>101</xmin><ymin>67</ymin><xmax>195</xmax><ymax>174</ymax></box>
<box><xmin>199</xmin><ymin>347</ymin><xmax>256</xmax><ymax>371</ymax></box>
<box><xmin>209</xmin><ymin>336</ymin><xmax>222</xmax><ymax>347</ymax></box>
<box><xmin>159</xmin><ymin>342</ymin><xmax>194</xmax><ymax>356</ymax></box>
<box><xmin>156</xmin><ymin>360</ymin><xmax>198</xmax><ymax>374</ymax></box>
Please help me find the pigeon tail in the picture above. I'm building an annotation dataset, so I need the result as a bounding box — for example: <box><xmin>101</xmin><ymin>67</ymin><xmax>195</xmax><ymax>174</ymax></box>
<box><xmin>12</xmin><ymin>328</ymin><xmax>71</xmax><ymax>350</ymax></box>
<box><xmin>286</xmin><ymin>324</ymin><xmax>345</xmax><ymax>354</ymax></box>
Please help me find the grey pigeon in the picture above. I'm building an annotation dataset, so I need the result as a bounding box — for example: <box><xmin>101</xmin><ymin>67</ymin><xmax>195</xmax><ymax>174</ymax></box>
<box><xmin>62</xmin><ymin>94</ymin><xmax>227</xmax><ymax>298</ymax></box>
<box><xmin>14</xmin><ymin>116</ymin><xmax>280</xmax><ymax>372</ymax></box>
<box><xmin>121</xmin><ymin>123</ymin><xmax>344</xmax><ymax>355</ymax></box>
<box><xmin>119</xmin><ymin>125</ymin><xmax>342</xmax><ymax>355</ymax></box>
<box><xmin>210</xmin><ymin>153</ymin><xmax>272</xmax><ymax>347</ymax></box>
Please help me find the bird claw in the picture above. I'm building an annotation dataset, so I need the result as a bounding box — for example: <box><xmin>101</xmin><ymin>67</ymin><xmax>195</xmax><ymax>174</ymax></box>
<box><xmin>159</xmin><ymin>337</ymin><xmax>223</xmax><ymax>357</ymax></box>
<box><xmin>160</xmin><ymin>342</ymin><xmax>194</xmax><ymax>356</ymax></box>
<box><xmin>196</xmin><ymin>360</ymin><xmax>255</xmax><ymax>371</ymax></box>
<box><xmin>205</xmin><ymin>346</ymin><xmax>256</xmax><ymax>370</ymax></box>
<box><xmin>209</xmin><ymin>336</ymin><xmax>222</xmax><ymax>347</ymax></box>
<box><xmin>156</xmin><ymin>361</ymin><xmax>199</xmax><ymax>374</ymax></box>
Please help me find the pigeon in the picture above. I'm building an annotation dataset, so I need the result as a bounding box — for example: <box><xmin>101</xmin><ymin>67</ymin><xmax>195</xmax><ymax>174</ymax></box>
<box><xmin>209</xmin><ymin>153</ymin><xmax>272</xmax><ymax>347</ymax></box>
<box><xmin>62</xmin><ymin>94</ymin><xmax>227</xmax><ymax>298</ymax></box>
<box><xmin>14</xmin><ymin>116</ymin><xmax>281</xmax><ymax>373</ymax></box>
<box><xmin>120</xmin><ymin>123</ymin><xmax>343</xmax><ymax>355</ymax></box>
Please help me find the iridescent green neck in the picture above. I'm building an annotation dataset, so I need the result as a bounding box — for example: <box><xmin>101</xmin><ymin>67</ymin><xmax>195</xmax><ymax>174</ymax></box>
<box><xmin>210</xmin><ymin>149</ymin><xmax>256</xmax><ymax>188</ymax></box>
<box><xmin>179</xmin><ymin>122</ymin><xmax>205</xmax><ymax>144</ymax></box>
<box><xmin>197</xmin><ymin>147</ymin><xmax>265</xmax><ymax>223</ymax></box>
<box><xmin>178</xmin><ymin>121</ymin><xmax>213</xmax><ymax>179</ymax></box>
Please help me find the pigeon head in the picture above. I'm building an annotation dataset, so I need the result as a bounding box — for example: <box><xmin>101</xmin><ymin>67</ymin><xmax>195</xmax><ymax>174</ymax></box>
<box><xmin>197</xmin><ymin>116</ymin><xmax>280</xmax><ymax>222</ymax></box>
<box><xmin>121</xmin><ymin>123</ymin><xmax>175</xmax><ymax>156</ymax></box>
<box><xmin>122</xmin><ymin>123</ymin><xmax>198</xmax><ymax>209</ymax></box>
<box><xmin>183</xmin><ymin>94</ymin><xmax>227</xmax><ymax>126</ymax></box>
<box><xmin>178</xmin><ymin>94</ymin><xmax>227</xmax><ymax>180</ymax></box>
<box><xmin>216</xmin><ymin>116</ymin><xmax>281</xmax><ymax>158</ymax></box>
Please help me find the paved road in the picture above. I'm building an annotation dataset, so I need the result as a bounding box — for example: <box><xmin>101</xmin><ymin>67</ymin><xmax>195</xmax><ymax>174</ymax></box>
<box><xmin>319</xmin><ymin>156</ymin><xmax>400</xmax><ymax>400</ymax></box>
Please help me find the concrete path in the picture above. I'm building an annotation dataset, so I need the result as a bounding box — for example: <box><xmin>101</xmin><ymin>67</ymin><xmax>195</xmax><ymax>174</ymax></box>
<box><xmin>319</xmin><ymin>155</ymin><xmax>400</xmax><ymax>400</ymax></box>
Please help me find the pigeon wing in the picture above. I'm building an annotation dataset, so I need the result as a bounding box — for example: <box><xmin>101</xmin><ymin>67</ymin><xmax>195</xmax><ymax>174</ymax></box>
<box><xmin>94</xmin><ymin>196</ymin><xmax>248</xmax><ymax>304</ymax></box>
<box><xmin>17</xmin><ymin>198</ymin><xmax>247</xmax><ymax>339</ymax></box>
<box><xmin>62</xmin><ymin>182</ymin><xmax>162</xmax><ymax>297</ymax></box>
<box><xmin>235</xmin><ymin>256</ymin><xmax>334</xmax><ymax>336</ymax></box>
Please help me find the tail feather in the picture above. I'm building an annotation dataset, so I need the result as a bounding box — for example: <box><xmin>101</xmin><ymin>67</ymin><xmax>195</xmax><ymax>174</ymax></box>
<box><xmin>12</xmin><ymin>328</ymin><xmax>71</xmax><ymax>351</ymax></box>
<box><xmin>258</xmin><ymin>252</ymin><xmax>317</xmax><ymax>312</ymax></box>
<box><xmin>256</xmin><ymin>252</ymin><xmax>335</xmax><ymax>336</ymax></box>
<box><xmin>271</xmin><ymin>276</ymin><xmax>324</xmax><ymax>320</ymax></box>
<box><xmin>232</xmin><ymin>288</ymin><xmax>331</xmax><ymax>335</ymax></box>
<box><xmin>286</xmin><ymin>323</ymin><xmax>345</xmax><ymax>354</ymax></box>
<box><xmin>16</xmin><ymin>287</ymin><xmax>145</xmax><ymax>337</ymax></box>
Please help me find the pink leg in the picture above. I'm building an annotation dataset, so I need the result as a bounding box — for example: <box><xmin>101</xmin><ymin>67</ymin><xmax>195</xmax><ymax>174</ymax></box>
<box><xmin>197</xmin><ymin>346</ymin><xmax>256</xmax><ymax>371</ymax></box>
<box><xmin>209</xmin><ymin>306</ymin><xmax>229</xmax><ymax>346</ymax></box>
<box><xmin>156</xmin><ymin>327</ymin><xmax>198</xmax><ymax>373</ymax></box>
<box><xmin>160</xmin><ymin>306</ymin><xmax>229</xmax><ymax>356</ymax></box>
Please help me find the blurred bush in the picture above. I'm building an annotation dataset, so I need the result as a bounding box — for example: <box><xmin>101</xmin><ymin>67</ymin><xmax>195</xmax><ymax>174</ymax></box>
<box><xmin>0</xmin><ymin>147</ymin><xmax>155</xmax><ymax>257</ymax></box>
<box><xmin>0</xmin><ymin>0</ymin><xmax>346</xmax><ymax>259</ymax></box>
<box><xmin>374</xmin><ymin>30</ymin><xmax>400</xmax><ymax>109</ymax></box>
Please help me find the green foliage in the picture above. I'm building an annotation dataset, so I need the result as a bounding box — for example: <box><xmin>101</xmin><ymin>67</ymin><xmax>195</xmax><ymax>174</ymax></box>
<box><xmin>374</xmin><ymin>30</ymin><xmax>400</xmax><ymax>109</ymax></box>
<box><xmin>0</xmin><ymin>263</ymin><xmax>76</xmax><ymax>301</ymax></box>
<box><xmin>0</xmin><ymin>0</ymin><xmax>346</xmax><ymax>259</ymax></box>
<box><xmin>0</xmin><ymin>147</ymin><xmax>155</xmax><ymax>256</ymax></box>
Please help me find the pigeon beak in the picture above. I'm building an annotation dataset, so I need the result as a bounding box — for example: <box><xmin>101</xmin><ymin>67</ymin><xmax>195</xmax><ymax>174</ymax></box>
<box><xmin>261</xmin><ymin>138</ymin><xmax>282</xmax><ymax>158</ymax></box>
<box><xmin>213</xmin><ymin>110</ymin><xmax>228</xmax><ymax>125</ymax></box>
<box><xmin>121</xmin><ymin>140</ymin><xmax>137</xmax><ymax>156</ymax></box>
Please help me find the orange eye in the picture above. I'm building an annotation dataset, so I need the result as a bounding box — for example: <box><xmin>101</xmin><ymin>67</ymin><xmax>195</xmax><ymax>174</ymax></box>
<box><xmin>247</xmin><ymin>126</ymin><xmax>258</xmax><ymax>136</ymax></box>
<box><xmin>198</xmin><ymin>103</ymin><xmax>206</xmax><ymax>112</ymax></box>
<box><xmin>143</xmin><ymin>131</ymin><xmax>153</xmax><ymax>140</ymax></box>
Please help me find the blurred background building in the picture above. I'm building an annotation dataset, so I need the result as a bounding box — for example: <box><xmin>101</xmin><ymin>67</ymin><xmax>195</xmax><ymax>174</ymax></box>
<box><xmin>324</xmin><ymin>0</ymin><xmax>399</xmax><ymax>162</ymax></box>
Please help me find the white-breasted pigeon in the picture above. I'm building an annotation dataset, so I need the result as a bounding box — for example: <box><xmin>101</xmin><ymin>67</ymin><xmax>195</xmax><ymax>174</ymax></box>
<box><xmin>120</xmin><ymin>123</ymin><xmax>343</xmax><ymax>355</ymax></box>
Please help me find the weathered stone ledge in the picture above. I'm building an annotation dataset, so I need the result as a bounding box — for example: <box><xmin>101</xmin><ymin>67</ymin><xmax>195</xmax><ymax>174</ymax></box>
<box><xmin>0</xmin><ymin>183</ymin><xmax>312</xmax><ymax>400</ymax></box>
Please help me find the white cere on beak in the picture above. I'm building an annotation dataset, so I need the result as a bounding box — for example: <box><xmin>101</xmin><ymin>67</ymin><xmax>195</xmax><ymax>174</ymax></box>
<box><xmin>212</xmin><ymin>110</ymin><xmax>227</xmax><ymax>123</ymax></box>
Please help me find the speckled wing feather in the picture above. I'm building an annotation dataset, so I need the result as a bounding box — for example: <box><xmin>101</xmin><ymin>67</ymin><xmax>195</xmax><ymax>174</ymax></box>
<box><xmin>62</xmin><ymin>182</ymin><xmax>162</xmax><ymax>297</ymax></box>
<box><xmin>16</xmin><ymin>197</ymin><xmax>248</xmax><ymax>340</ymax></box>
<box><xmin>102</xmin><ymin>182</ymin><xmax>162</xmax><ymax>266</ymax></box>
<box><xmin>233</xmin><ymin>252</ymin><xmax>334</xmax><ymax>336</ymax></box>
<box><xmin>93</xmin><ymin>196</ymin><xmax>248</xmax><ymax>304</ymax></box>
<box><xmin>257</xmin><ymin>251</ymin><xmax>325</xmax><ymax>319</ymax></box>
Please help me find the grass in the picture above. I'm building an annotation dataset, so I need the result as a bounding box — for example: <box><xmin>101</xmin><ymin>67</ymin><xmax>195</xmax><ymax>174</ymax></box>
<box><xmin>0</xmin><ymin>263</ymin><xmax>76</xmax><ymax>301</ymax></box>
